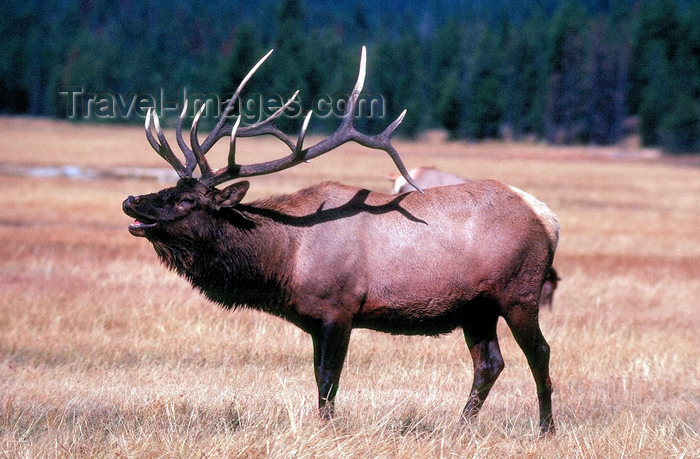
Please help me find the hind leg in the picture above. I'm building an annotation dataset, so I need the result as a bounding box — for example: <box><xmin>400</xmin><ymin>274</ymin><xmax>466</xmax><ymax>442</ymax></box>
<box><xmin>504</xmin><ymin>306</ymin><xmax>554</xmax><ymax>435</ymax></box>
<box><xmin>461</xmin><ymin>306</ymin><xmax>504</xmax><ymax>422</ymax></box>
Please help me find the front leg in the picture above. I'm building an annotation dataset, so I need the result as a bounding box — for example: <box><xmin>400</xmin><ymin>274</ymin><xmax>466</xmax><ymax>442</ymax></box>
<box><xmin>311</xmin><ymin>321</ymin><xmax>352</xmax><ymax>419</ymax></box>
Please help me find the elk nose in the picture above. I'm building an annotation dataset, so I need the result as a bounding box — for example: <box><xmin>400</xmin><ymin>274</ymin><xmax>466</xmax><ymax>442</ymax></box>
<box><xmin>122</xmin><ymin>195</ymin><xmax>139</xmax><ymax>211</ymax></box>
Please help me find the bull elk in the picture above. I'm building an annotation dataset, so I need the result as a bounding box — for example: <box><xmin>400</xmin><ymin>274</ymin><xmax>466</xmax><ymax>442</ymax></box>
<box><xmin>122</xmin><ymin>48</ymin><xmax>559</xmax><ymax>434</ymax></box>
<box><xmin>390</xmin><ymin>166</ymin><xmax>561</xmax><ymax>309</ymax></box>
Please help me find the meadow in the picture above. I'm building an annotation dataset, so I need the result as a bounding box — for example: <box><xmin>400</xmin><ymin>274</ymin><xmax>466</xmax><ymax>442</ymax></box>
<box><xmin>0</xmin><ymin>117</ymin><xmax>698</xmax><ymax>457</ymax></box>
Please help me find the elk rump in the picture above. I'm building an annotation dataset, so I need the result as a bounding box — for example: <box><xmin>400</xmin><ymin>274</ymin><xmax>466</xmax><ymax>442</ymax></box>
<box><xmin>390</xmin><ymin>166</ymin><xmax>560</xmax><ymax>309</ymax></box>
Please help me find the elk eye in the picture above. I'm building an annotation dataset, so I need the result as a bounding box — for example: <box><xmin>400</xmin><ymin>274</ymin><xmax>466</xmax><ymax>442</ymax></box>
<box><xmin>178</xmin><ymin>197</ymin><xmax>196</xmax><ymax>208</ymax></box>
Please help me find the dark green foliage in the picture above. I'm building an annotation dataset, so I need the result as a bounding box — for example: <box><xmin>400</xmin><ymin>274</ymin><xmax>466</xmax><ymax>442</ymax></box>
<box><xmin>544</xmin><ymin>1</ymin><xmax>590</xmax><ymax>143</ymax></box>
<box><xmin>2</xmin><ymin>0</ymin><xmax>699</xmax><ymax>153</ymax></box>
<box><xmin>435</xmin><ymin>71</ymin><xmax>462</xmax><ymax>137</ymax></box>
<box><xmin>585</xmin><ymin>16</ymin><xmax>629</xmax><ymax>145</ymax></box>
<box><xmin>502</xmin><ymin>17</ymin><xmax>548</xmax><ymax>138</ymax></box>
<box><xmin>631</xmin><ymin>0</ymin><xmax>700</xmax><ymax>152</ymax></box>
<box><xmin>658</xmin><ymin>97</ymin><xmax>700</xmax><ymax>154</ymax></box>
<box><xmin>430</xmin><ymin>20</ymin><xmax>465</xmax><ymax>137</ymax></box>
<box><xmin>370</xmin><ymin>24</ymin><xmax>425</xmax><ymax>138</ymax></box>
<box><xmin>464</xmin><ymin>27</ymin><xmax>506</xmax><ymax>140</ymax></box>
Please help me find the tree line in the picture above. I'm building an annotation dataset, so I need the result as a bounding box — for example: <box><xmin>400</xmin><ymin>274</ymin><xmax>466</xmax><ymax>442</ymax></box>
<box><xmin>2</xmin><ymin>0</ymin><xmax>699</xmax><ymax>153</ymax></box>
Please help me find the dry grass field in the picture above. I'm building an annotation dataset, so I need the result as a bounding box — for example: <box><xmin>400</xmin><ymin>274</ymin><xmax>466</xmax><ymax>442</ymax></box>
<box><xmin>1</xmin><ymin>116</ymin><xmax>698</xmax><ymax>457</ymax></box>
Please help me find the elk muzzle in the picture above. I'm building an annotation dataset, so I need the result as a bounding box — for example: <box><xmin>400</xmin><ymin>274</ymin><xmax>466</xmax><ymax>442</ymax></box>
<box><xmin>123</xmin><ymin>195</ymin><xmax>157</xmax><ymax>237</ymax></box>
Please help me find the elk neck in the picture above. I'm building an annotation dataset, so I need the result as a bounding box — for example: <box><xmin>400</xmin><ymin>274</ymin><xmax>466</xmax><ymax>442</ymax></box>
<box><xmin>150</xmin><ymin>205</ymin><xmax>297</xmax><ymax>313</ymax></box>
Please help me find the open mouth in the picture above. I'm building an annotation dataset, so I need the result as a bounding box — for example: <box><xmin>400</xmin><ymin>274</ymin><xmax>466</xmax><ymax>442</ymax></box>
<box><xmin>123</xmin><ymin>198</ymin><xmax>157</xmax><ymax>236</ymax></box>
<box><xmin>129</xmin><ymin>219</ymin><xmax>157</xmax><ymax>230</ymax></box>
<box><xmin>128</xmin><ymin>219</ymin><xmax>157</xmax><ymax>236</ymax></box>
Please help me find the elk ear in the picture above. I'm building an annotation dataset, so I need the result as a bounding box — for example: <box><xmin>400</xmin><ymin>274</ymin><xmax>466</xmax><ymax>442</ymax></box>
<box><xmin>215</xmin><ymin>181</ymin><xmax>250</xmax><ymax>209</ymax></box>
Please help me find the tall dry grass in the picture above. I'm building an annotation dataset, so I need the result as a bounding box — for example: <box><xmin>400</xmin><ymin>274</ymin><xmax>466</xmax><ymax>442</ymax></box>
<box><xmin>1</xmin><ymin>117</ymin><xmax>698</xmax><ymax>457</ymax></box>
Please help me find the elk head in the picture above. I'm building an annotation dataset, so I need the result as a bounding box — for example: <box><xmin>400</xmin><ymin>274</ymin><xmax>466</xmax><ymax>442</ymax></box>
<box><xmin>124</xmin><ymin>47</ymin><xmax>421</xmax><ymax>248</ymax></box>
<box><xmin>123</xmin><ymin>178</ymin><xmax>250</xmax><ymax>239</ymax></box>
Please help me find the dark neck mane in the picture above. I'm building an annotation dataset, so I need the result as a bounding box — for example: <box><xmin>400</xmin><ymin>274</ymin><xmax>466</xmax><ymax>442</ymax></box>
<box><xmin>150</xmin><ymin>209</ymin><xmax>295</xmax><ymax>314</ymax></box>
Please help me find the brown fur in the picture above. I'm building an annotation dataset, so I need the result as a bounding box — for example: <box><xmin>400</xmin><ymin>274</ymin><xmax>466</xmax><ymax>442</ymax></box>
<box><xmin>123</xmin><ymin>178</ymin><xmax>559</xmax><ymax>434</ymax></box>
<box><xmin>390</xmin><ymin>167</ymin><xmax>561</xmax><ymax>309</ymax></box>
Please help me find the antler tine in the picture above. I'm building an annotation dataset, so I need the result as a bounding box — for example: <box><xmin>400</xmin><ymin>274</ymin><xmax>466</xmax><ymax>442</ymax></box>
<box><xmin>344</xmin><ymin>42</ymin><xmax>367</xmax><ymax>124</ymax></box>
<box><xmin>295</xmin><ymin>111</ymin><xmax>313</xmax><ymax>157</ymax></box>
<box><xmin>144</xmin><ymin>49</ymin><xmax>279</xmax><ymax>182</ymax></box>
<box><xmin>197</xmin><ymin>91</ymin><xmax>305</xmax><ymax>187</ymax></box>
<box><xmin>197</xmin><ymin>49</ymin><xmax>275</xmax><ymax>154</ymax></box>
<box><xmin>299</xmin><ymin>46</ymin><xmax>369</xmax><ymax>161</ymax></box>
<box><xmin>236</xmin><ymin>89</ymin><xmax>301</xmax><ymax>149</ymax></box>
<box><xmin>189</xmin><ymin>49</ymin><xmax>289</xmax><ymax>184</ymax></box>
<box><xmin>190</xmin><ymin>103</ymin><xmax>212</xmax><ymax>177</ymax></box>
<box><xmin>306</xmin><ymin>47</ymin><xmax>423</xmax><ymax>192</ymax></box>
<box><xmin>201</xmin><ymin>88</ymin><xmax>302</xmax><ymax>154</ymax></box>
<box><xmin>174</xmin><ymin>100</ymin><xmax>197</xmax><ymax>176</ymax></box>
<box><xmin>227</xmin><ymin>115</ymin><xmax>243</xmax><ymax>170</ymax></box>
<box><xmin>144</xmin><ymin>108</ymin><xmax>161</xmax><ymax>153</ymax></box>
<box><xmin>220</xmin><ymin>112</ymin><xmax>304</xmax><ymax>181</ymax></box>
<box><xmin>145</xmin><ymin>108</ymin><xmax>188</xmax><ymax>178</ymax></box>
<box><xmin>303</xmin><ymin>47</ymin><xmax>422</xmax><ymax>193</ymax></box>
<box><xmin>190</xmin><ymin>89</ymin><xmax>302</xmax><ymax>181</ymax></box>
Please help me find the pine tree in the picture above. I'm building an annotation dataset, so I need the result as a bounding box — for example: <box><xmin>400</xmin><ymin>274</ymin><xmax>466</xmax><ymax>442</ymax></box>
<box><xmin>431</xmin><ymin>20</ymin><xmax>464</xmax><ymax>137</ymax></box>
<box><xmin>586</xmin><ymin>15</ymin><xmax>629</xmax><ymax>145</ymax></box>
<box><xmin>614</xmin><ymin>0</ymin><xmax>700</xmax><ymax>153</ymax></box>
<box><xmin>269</xmin><ymin>0</ymin><xmax>308</xmax><ymax>131</ymax></box>
<box><xmin>371</xmin><ymin>20</ymin><xmax>425</xmax><ymax>138</ymax></box>
<box><xmin>544</xmin><ymin>1</ymin><xmax>590</xmax><ymax>144</ymax></box>
<box><xmin>502</xmin><ymin>16</ymin><xmax>548</xmax><ymax>139</ymax></box>
<box><xmin>656</xmin><ymin>10</ymin><xmax>700</xmax><ymax>153</ymax></box>
<box><xmin>464</xmin><ymin>27</ymin><xmax>505</xmax><ymax>140</ymax></box>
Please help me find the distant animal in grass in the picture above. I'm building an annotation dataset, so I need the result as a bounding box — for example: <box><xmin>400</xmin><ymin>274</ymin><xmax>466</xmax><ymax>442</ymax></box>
<box><xmin>389</xmin><ymin>166</ymin><xmax>561</xmax><ymax>310</ymax></box>
<box><xmin>389</xmin><ymin>166</ymin><xmax>472</xmax><ymax>194</ymax></box>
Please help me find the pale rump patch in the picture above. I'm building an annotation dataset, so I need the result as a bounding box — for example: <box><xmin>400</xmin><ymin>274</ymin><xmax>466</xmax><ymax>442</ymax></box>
<box><xmin>508</xmin><ymin>185</ymin><xmax>560</xmax><ymax>250</ymax></box>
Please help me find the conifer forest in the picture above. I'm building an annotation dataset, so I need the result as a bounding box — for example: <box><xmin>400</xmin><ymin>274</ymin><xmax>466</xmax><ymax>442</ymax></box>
<box><xmin>2</xmin><ymin>0</ymin><xmax>699</xmax><ymax>153</ymax></box>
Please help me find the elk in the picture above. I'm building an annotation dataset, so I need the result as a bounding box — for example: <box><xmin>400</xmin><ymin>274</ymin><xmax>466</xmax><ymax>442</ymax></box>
<box><xmin>390</xmin><ymin>166</ymin><xmax>561</xmax><ymax>309</ymax></box>
<box><xmin>122</xmin><ymin>48</ymin><xmax>559</xmax><ymax>434</ymax></box>
<box><xmin>390</xmin><ymin>166</ymin><xmax>471</xmax><ymax>194</ymax></box>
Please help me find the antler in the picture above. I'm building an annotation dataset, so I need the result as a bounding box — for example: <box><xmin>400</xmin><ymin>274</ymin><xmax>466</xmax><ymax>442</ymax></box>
<box><xmin>144</xmin><ymin>46</ymin><xmax>422</xmax><ymax>193</ymax></box>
